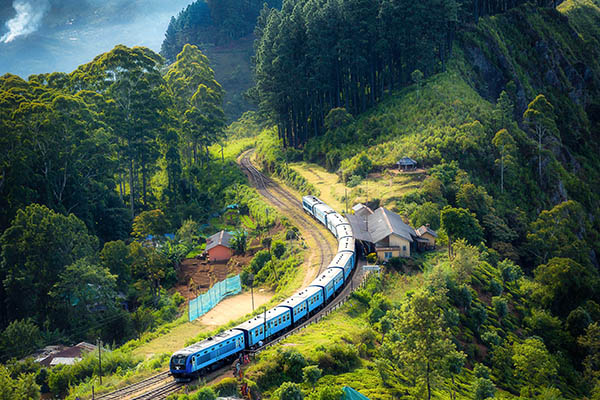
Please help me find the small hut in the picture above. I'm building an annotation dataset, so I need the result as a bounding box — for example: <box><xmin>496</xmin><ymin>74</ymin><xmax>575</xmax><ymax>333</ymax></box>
<box><xmin>397</xmin><ymin>156</ymin><xmax>417</xmax><ymax>171</ymax></box>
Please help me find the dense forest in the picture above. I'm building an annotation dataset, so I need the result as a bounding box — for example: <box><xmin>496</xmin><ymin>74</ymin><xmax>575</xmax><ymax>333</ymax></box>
<box><xmin>248</xmin><ymin>0</ymin><xmax>600</xmax><ymax>398</ymax></box>
<box><xmin>161</xmin><ymin>0</ymin><xmax>282</xmax><ymax>62</ymax></box>
<box><xmin>2</xmin><ymin>0</ymin><xmax>600</xmax><ymax>398</ymax></box>
<box><xmin>0</xmin><ymin>43</ymin><xmax>246</xmax><ymax>356</ymax></box>
<box><xmin>253</xmin><ymin>0</ymin><xmax>570</xmax><ymax>146</ymax></box>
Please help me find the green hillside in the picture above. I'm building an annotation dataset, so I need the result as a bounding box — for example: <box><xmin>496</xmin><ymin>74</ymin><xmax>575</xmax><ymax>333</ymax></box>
<box><xmin>242</xmin><ymin>1</ymin><xmax>600</xmax><ymax>398</ymax></box>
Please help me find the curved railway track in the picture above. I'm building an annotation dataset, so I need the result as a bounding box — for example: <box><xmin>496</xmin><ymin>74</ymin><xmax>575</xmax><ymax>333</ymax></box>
<box><xmin>94</xmin><ymin>151</ymin><xmax>357</xmax><ymax>399</ymax></box>
<box><xmin>238</xmin><ymin>150</ymin><xmax>335</xmax><ymax>275</ymax></box>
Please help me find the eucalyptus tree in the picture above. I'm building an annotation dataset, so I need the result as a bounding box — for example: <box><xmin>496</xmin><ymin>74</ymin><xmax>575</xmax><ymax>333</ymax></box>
<box><xmin>70</xmin><ymin>45</ymin><xmax>168</xmax><ymax>215</ymax></box>
<box><xmin>165</xmin><ymin>44</ymin><xmax>225</xmax><ymax>167</ymax></box>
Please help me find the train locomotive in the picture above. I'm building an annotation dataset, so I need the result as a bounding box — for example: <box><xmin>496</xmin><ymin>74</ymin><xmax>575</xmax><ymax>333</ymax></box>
<box><xmin>170</xmin><ymin>195</ymin><xmax>356</xmax><ymax>380</ymax></box>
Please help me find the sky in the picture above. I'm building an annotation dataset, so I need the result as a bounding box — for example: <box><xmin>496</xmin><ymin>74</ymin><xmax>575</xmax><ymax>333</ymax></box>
<box><xmin>0</xmin><ymin>0</ymin><xmax>193</xmax><ymax>78</ymax></box>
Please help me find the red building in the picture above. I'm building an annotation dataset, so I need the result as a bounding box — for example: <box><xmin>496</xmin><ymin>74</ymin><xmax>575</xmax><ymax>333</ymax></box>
<box><xmin>206</xmin><ymin>230</ymin><xmax>233</xmax><ymax>262</ymax></box>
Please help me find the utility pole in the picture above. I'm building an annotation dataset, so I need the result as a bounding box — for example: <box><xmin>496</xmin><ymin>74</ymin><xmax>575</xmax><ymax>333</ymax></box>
<box><xmin>249</xmin><ymin>273</ymin><xmax>255</xmax><ymax>312</ymax></box>
<box><xmin>345</xmin><ymin>187</ymin><xmax>348</xmax><ymax>214</ymax></box>
<box><xmin>97</xmin><ymin>339</ymin><xmax>102</xmax><ymax>385</ymax></box>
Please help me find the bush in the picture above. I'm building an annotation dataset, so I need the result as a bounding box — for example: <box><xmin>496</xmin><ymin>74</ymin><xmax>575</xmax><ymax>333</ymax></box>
<box><xmin>317</xmin><ymin>344</ymin><xmax>360</xmax><ymax>374</ymax></box>
<box><xmin>473</xmin><ymin>363</ymin><xmax>491</xmax><ymax>379</ymax></box>
<box><xmin>212</xmin><ymin>377</ymin><xmax>239</xmax><ymax>397</ymax></box>
<box><xmin>250</xmin><ymin>250</ymin><xmax>272</xmax><ymax>274</ymax></box>
<box><xmin>194</xmin><ymin>387</ymin><xmax>217</xmax><ymax>400</ymax></box>
<box><xmin>272</xmin><ymin>240</ymin><xmax>286</xmax><ymax>259</ymax></box>
<box><xmin>488</xmin><ymin>279</ymin><xmax>503</xmax><ymax>296</ymax></box>
<box><xmin>346</xmin><ymin>175</ymin><xmax>362</xmax><ymax>188</ymax></box>
<box><xmin>492</xmin><ymin>296</ymin><xmax>508</xmax><ymax>319</ymax></box>
<box><xmin>318</xmin><ymin>386</ymin><xmax>344</xmax><ymax>400</ymax></box>
<box><xmin>366</xmin><ymin>253</ymin><xmax>378</xmax><ymax>264</ymax></box>
<box><xmin>474</xmin><ymin>377</ymin><xmax>496</xmax><ymax>400</ymax></box>
<box><xmin>276</xmin><ymin>382</ymin><xmax>303</xmax><ymax>400</ymax></box>
<box><xmin>302</xmin><ymin>365</ymin><xmax>322</xmax><ymax>389</ymax></box>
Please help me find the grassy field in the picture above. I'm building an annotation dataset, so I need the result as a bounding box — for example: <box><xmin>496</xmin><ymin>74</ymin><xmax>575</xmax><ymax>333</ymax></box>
<box><xmin>288</xmin><ymin>161</ymin><xmax>425</xmax><ymax>212</ymax></box>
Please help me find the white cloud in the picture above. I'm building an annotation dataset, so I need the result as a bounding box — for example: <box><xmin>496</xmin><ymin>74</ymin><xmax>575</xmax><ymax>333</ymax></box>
<box><xmin>1</xmin><ymin>0</ymin><xmax>50</xmax><ymax>43</ymax></box>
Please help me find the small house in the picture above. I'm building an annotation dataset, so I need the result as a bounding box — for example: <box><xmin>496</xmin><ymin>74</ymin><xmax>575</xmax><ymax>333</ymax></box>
<box><xmin>206</xmin><ymin>231</ymin><xmax>233</xmax><ymax>262</ymax></box>
<box><xmin>397</xmin><ymin>156</ymin><xmax>417</xmax><ymax>171</ymax></box>
<box><xmin>415</xmin><ymin>224</ymin><xmax>438</xmax><ymax>250</ymax></box>
<box><xmin>347</xmin><ymin>207</ymin><xmax>416</xmax><ymax>260</ymax></box>
<box><xmin>35</xmin><ymin>342</ymin><xmax>97</xmax><ymax>367</ymax></box>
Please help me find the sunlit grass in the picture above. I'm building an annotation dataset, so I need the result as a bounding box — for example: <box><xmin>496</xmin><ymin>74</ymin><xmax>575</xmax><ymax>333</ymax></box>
<box><xmin>289</xmin><ymin>161</ymin><xmax>424</xmax><ymax>211</ymax></box>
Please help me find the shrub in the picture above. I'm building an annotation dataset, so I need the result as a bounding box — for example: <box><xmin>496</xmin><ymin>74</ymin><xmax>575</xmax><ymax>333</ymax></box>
<box><xmin>317</xmin><ymin>344</ymin><xmax>360</xmax><ymax>374</ymax></box>
<box><xmin>318</xmin><ymin>386</ymin><xmax>344</xmax><ymax>400</ymax></box>
<box><xmin>250</xmin><ymin>250</ymin><xmax>272</xmax><ymax>274</ymax></box>
<box><xmin>276</xmin><ymin>382</ymin><xmax>303</xmax><ymax>400</ymax></box>
<box><xmin>481</xmin><ymin>330</ymin><xmax>502</xmax><ymax>347</ymax></box>
<box><xmin>212</xmin><ymin>377</ymin><xmax>239</xmax><ymax>396</ymax></box>
<box><xmin>272</xmin><ymin>241</ymin><xmax>286</xmax><ymax>259</ymax></box>
<box><xmin>302</xmin><ymin>365</ymin><xmax>322</xmax><ymax>389</ymax></box>
<box><xmin>281</xmin><ymin>349</ymin><xmax>307</xmax><ymax>382</ymax></box>
<box><xmin>347</xmin><ymin>175</ymin><xmax>362</xmax><ymax>188</ymax></box>
<box><xmin>366</xmin><ymin>253</ymin><xmax>378</xmax><ymax>264</ymax></box>
<box><xmin>488</xmin><ymin>279</ymin><xmax>503</xmax><ymax>296</ymax></box>
<box><xmin>473</xmin><ymin>363</ymin><xmax>491</xmax><ymax>379</ymax></box>
<box><xmin>492</xmin><ymin>296</ymin><xmax>508</xmax><ymax>319</ymax></box>
<box><xmin>194</xmin><ymin>387</ymin><xmax>217</xmax><ymax>400</ymax></box>
<box><xmin>474</xmin><ymin>377</ymin><xmax>496</xmax><ymax>400</ymax></box>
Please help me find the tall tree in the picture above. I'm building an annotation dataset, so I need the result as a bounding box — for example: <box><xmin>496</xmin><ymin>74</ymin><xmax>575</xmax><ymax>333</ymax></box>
<box><xmin>389</xmin><ymin>289</ymin><xmax>465</xmax><ymax>400</ymax></box>
<box><xmin>440</xmin><ymin>206</ymin><xmax>484</xmax><ymax>258</ymax></box>
<box><xmin>492</xmin><ymin>128</ymin><xmax>517</xmax><ymax>193</ymax></box>
<box><xmin>70</xmin><ymin>45</ymin><xmax>167</xmax><ymax>216</ymax></box>
<box><xmin>523</xmin><ymin>94</ymin><xmax>559</xmax><ymax>183</ymax></box>
<box><xmin>165</xmin><ymin>44</ymin><xmax>225</xmax><ymax>166</ymax></box>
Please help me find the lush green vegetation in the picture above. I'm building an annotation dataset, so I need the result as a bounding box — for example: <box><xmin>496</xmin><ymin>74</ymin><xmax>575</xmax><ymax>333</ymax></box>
<box><xmin>242</xmin><ymin>1</ymin><xmax>600</xmax><ymax>398</ymax></box>
<box><xmin>252</xmin><ymin>0</ymin><xmax>538</xmax><ymax>147</ymax></box>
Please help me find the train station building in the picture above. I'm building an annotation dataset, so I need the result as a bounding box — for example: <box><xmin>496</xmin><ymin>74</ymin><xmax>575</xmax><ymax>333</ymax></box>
<box><xmin>346</xmin><ymin>205</ymin><xmax>436</xmax><ymax>260</ymax></box>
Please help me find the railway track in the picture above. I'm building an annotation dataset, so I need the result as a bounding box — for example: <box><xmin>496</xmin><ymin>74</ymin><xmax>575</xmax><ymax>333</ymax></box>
<box><xmin>238</xmin><ymin>150</ymin><xmax>335</xmax><ymax>275</ymax></box>
<box><xmin>94</xmin><ymin>371</ymin><xmax>172</xmax><ymax>400</ymax></box>
<box><xmin>94</xmin><ymin>151</ymin><xmax>356</xmax><ymax>399</ymax></box>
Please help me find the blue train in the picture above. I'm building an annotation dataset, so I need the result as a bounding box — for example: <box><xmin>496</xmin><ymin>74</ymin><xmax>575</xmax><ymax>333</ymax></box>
<box><xmin>170</xmin><ymin>195</ymin><xmax>356</xmax><ymax>380</ymax></box>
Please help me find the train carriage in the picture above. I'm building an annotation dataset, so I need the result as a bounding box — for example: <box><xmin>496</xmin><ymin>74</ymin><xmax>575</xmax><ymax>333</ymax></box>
<box><xmin>171</xmin><ymin>195</ymin><xmax>357</xmax><ymax>382</ymax></box>
<box><xmin>309</xmin><ymin>267</ymin><xmax>343</xmax><ymax>301</ymax></box>
<box><xmin>312</xmin><ymin>203</ymin><xmax>335</xmax><ymax>226</ymax></box>
<box><xmin>335</xmin><ymin>223</ymin><xmax>353</xmax><ymax>240</ymax></box>
<box><xmin>170</xmin><ymin>330</ymin><xmax>245</xmax><ymax>380</ymax></box>
<box><xmin>326</xmin><ymin>213</ymin><xmax>348</xmax><ymax>234</ymax></box>
<box><xmin>328</xmin><ymin>251</ymin><xmax>354</xmax><ymax>280</ymax></box>
<box><xmin>302</xmin><ymin>195</ymin><xmax>322</xmax><ymax>214</ymax></box>
<box><xmin>338</xmin><ymin>236</ymin><xmax>355</xmax><ymax>256</ymax></box>
<box><xmin>234</xmin><ymin>307</ymin><xmax>292</xmax><ymax>349</ymax></box>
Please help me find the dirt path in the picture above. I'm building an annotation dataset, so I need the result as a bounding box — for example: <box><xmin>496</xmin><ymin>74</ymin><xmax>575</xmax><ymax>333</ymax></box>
<box><xmin>133</xmin><ymin>290</ymin><xmax>273</xmax><ymax>359</ymax></box>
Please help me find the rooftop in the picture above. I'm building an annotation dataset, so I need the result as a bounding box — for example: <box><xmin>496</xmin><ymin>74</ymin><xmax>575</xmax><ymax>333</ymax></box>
<box><xmin>346</xmin><ymin>206</ymin><xmax>417</xmax><ymax>244</ymax></box>
<box><xmin>416</xmin><ymin>225</ymin><xmax>438</xmax><ymax>238</ymax></box>
<box><xmin>206</xmin><ymin>230</ymin><xmax>233</xmax><ymax>251</ymax></box>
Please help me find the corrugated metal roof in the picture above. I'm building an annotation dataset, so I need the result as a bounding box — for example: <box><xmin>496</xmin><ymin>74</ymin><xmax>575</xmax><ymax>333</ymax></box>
<box><xmin>397</xmin><ymin>157</ymin><xmax>417</xmax><ymax>166</ymax></box>
<box><xmin>346</xmin><ymin>213</ymin><xmax>372</xmax><ymax>242</ymax></box>
<box><xmin>369</xmin><ymin>208</ymin><xmax>415</xmax><ymax>243</ymax></box>
<box><xmin>206</xmin><ymin>231</ymin><xmax>232</xmax><ymax>251</ymax></box>
<box><xmin>416</xmin><ymin>225</ymin><xmax>438</xmax><ymax>238</ymax></box>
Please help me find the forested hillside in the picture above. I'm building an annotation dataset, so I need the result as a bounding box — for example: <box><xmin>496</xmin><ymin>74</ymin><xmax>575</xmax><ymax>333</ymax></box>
<box><xmin>245</xmin><ymin>0</ymin><xmax>600</xmax><ymax>398</ymax></box>
<box><xmin>0</xmin><ymin>43</ymin><xmax>243</xmax><ymax>358</ymax></box>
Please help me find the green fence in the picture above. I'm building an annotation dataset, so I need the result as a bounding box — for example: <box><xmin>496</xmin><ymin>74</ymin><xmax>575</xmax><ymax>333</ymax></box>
<box><xmin>189</xmin><ymin>275</ymin><xmax>242</xmax><ymax>322</ymax></box>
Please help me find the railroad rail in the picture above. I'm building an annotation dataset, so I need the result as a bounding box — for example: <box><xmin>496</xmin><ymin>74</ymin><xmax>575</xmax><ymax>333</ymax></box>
<box><xmin>94</xmin><ymin>151</ymin><xmax>359</xmax><ymax>399</ymax></box>
<box><xmin>238</xmin><ymin>150</ymin><xmax>334</xmax><ymax>274</ymax></box>
<box><xmin>94</xmin><ymin>371</ymin><xmax>171</xmax><ymax>400</ymax></box>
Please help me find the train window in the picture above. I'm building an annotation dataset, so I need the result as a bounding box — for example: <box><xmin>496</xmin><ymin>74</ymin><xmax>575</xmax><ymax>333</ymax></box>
<box><xmin>192</xmin><ymin>356</ymin><xmax>196</xmax><ymax>364</ymax></box>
